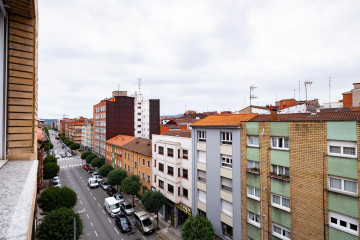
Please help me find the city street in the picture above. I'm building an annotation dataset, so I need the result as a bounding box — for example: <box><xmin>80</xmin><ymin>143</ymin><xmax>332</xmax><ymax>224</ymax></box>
<box><xmin>49</xmin><ymin>131</ymin><xmax>159</xmax><ymax>240</ymax></box>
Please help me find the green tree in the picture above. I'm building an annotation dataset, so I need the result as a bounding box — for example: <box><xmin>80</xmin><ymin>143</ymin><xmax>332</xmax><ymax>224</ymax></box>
<box><xmin>65</xmin><ymin>140</ymin><xmax>73</xmax><ymax>146</ymax></box>
<box><xmin>36</xmin><ymin>207</ymin><xmax>83</xmax><ymax>240</ymax></box>
<box><xmin>70</xmin><ymin>143</ymin><xmax>80</xmax><ymax>150</ymax></box>
<box><xmin>81</xmin><ymin>151</ymin><xmax>91</xmax><ymax>160</ymax></box>
<box><xmin>44</xmin><ymin>155</ymin><xmax>57</xmax><ymax>165</ymax></box>
<box><xmin>37</xmin><ymin>186</ymin><xmax>77</xmax><ymax>212</ymax></box>
<box><xmin>141</xmin><ymin>190</ymin><xmax>166</xmax><ymax>229</ymax></box>
<box><xmin>44</xmin><ymin>142</ymin><xmax>54</xmax><ymax>151</ymax></box>
<box><xmin>85</xmin><ymin>154</ymin><xmax>97</xmax><ymax>164</ymax></box>
<box><xmin>107</xmin><ymin>168</ymin><xmax>127</xmax><ymax>192</ymax></box>
<box><xmin>181</xmin><ymin>215</ymin><xmax>214</xmax><ymax>240</ymax></box>
<box><xmin>43</xmin><ymin>162</ymin><xmax>60</xmax><ymax>180</ymax></box>
<box><xmin>90</xmin><ymin>157</ymin><xmax>99</xmax><ymax>168</ymax></box>
<box><xmin>121</xmin><ymin>174</ymin><xmax>142</xmax><ymax>206</ymax></box>
<box><xmin>91</xmin><ymin>158</ymin><xmax>105</xmax><ymax>170</ymax></box>
<box><xmin>98</xmin><ymin>164</ymin><xmax>114</xmax><ymax>177</ymax></box>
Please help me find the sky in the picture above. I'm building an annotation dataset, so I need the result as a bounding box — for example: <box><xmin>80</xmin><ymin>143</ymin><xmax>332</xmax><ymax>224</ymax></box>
<box><xmin>38</xmin><ymin>0</ymin><xmax>360</xmax><ymax>119</ymax></box>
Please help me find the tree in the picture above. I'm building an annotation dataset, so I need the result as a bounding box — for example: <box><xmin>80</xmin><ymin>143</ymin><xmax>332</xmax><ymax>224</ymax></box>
<box><xmin>81</xmin><ymin>151</ymin><xmax>91</xmax><ymax>160</ymax></box>
<box><xmin>182</xmin><ymin>215</ymin><xmax>214</xmax><ymax>240</ymax></box>
<box><xmin>36</xmin><ymin>207</ymin><xmax>83</xmax><ymax>240</ymax></box>
<box><xmin>85</xmin><ymin>154</ymin><xmax>97</xmax><ymax>164</ymax></box>
<box><xmin>107</xmin><ymin>168</ymin><xmax>127</xmax><ymax>192</ymax></box>
<box><xmin>43</xmin><ymin>162</ymin><xmax>60</xmax><ymax>180</ymax></box>
<box><xmin>44</xmin><ymin>155</ymin><xmax>57</xmax><ymax>165</ymax></box>
<box><xmin>66</xmin><ymin>140</ymin><xmax>73</xmax><ymax>146</ymax></box>
<box><xmin>70</xmin><ymin>143</ymin><xmax>80</xmax><ymax>150</ymax></box>
<box><xmin>98</xmin><ymin>164</ymin><xmax>114</xmax><ymax>177</ymax></box>
<box><xmin>37</xmin><ymin>186</ymin><xmax>77</xmax><ymax>212</ymax></box>
<box><xmin>121</xmin><ymin>174</ymin><xmax>142</xmax><ymax>206</ymax></box>
<box><xmin>44</xmin><ymin>142</ymin><xmax>54</xmax><ymax>151</ymax></box>
<box><xmin>141</xmin><ymin>190</ymin><xmax>166</xmax><ymax>229</ymax></box>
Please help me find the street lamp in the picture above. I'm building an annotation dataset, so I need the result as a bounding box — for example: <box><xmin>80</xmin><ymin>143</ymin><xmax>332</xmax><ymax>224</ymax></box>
<box><xmin>74</xmin><ymin>209</ymin><xmax>85</xmax><ymax>240</ymax></box>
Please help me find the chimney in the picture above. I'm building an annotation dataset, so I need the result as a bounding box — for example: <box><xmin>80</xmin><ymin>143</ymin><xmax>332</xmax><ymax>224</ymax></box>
<box><xmin>270</xmin><ymin>106</ymin><xmax>278</xmax><ymax>121</ymax></box>
<box><xmin>136</xmin><ymin>138</ymin><xmax>139</xmax><ymax>143</ymax></box>
<box><xmin>147</xmin><ymin>139</ymin><xmax>150</xmax><ymax>145</ymax></box>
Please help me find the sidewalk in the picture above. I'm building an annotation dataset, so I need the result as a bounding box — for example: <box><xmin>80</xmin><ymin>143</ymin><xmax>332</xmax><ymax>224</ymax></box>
<box><xmin>121</xmin><ymin>192</ymin><xmax>182</xmax><ymax>240</ymax></box>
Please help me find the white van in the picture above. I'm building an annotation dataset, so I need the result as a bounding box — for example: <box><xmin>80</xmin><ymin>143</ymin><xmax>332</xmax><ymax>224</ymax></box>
<box><xmin>134</xmin><ymin>211</ymin><xmax>154</xmax><ymax>235</ymax></box>
<box><xmin>88</xmin><ymin>178</ymin><xmax>98</xmax><ymax>188</ymax></box>
<box><xmin>104</xmin><ymin>197</ymin><xmax>121</xmax><ymax>217</ymax></box>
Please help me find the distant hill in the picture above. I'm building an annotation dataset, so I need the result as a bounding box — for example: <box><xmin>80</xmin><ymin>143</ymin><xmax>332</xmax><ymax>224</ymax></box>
<box><xmin>40</xmin><ymin>119</ymin><xmax>58</xmax><ymax>125</ymax></box>
<box><xmin>161</xmin><ymin>114</ymin><xmax>183</xmax><ymax>118</ymax></box>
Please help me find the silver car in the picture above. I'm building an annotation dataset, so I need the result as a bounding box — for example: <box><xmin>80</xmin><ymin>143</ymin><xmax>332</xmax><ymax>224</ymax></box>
<box><xmin>120</xmin><ymin>201</ymin><xmax>134</xmax><ymax>215</ymax></box>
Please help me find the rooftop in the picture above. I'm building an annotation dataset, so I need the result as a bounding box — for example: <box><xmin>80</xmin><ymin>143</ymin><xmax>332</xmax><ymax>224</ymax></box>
<box><xmin>106</xmin><ymin>135</ymin><xmax>136</xmax><ymax>147</ymax></box>
<box><xmin>191</xmin><ymin>113</ymin><xmax>258</xmax><ymax>127</ymax></box>
<box><xmin>251</xmin><ymin>111</ymin><xmax>360</xmax><ymax>122</ymax></box>
<box><xmin>121</xmin><ymin>138</ymin><xmax>152</xmax><ymax>156</ymax></box>
<box><xmin>162</xmin><ymin>130</ymin><xmax>191</xmax><ymax>138</ymax></box>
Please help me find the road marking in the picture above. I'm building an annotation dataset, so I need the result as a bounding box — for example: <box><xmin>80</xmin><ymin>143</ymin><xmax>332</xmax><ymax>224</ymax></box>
<box><xmin>83</xmin><ymin>183</ymin><xmax>86</xmax><ymax>186</ymax></box>
<box><xmin>80</xmin><ymin>200</ymin><xmax>83</xmax><ymax>205</ymax></box>
<box><xmin>98</xmin><ymin>203</ymin><xmax>101</xmax><ymax>207</ymax></box>
<box><xmin>77</xmin><ymin>196</ymin><xmax>79</xmax><ymax>199</ymax></box>
<box><xmin>82</xmin><ymin>180</ymin><xmax>84</xmax><ymax>182</ymax></box>
<box><xmin>94</xmin><ymin>197</ymin><xmax>96</xmax><ymax>200</ymax></box>
<box><xmin>108</xmin><ymin>218</ymin><xmax>112</xmax><ymax>223</ymax></box>
<box><xmin>94</xmin><ymin>231</ymin><xmax>98</xmax><ymax>237</ymax></box>
<box><xmin>87</xmin><ymin>188</ymin><xmax>90</xmax><ymax>190</ymax></box>
<box><xmin>90</xmin><ymin>222</ymin><xmax>93</xmax><ymax>227</ymax></box>
<box><xmin>102</xmin><ymin>210</ymin><xmax>105</xmax><ymax>214</ymax></box>
<box><xmin>87</xmin><ymin>214</ymin><xmax>89</xmax><ymax>219</ymax></box>
<box><xmin>114</xmin><ymin>227</ymin><xmax>119</xmax><ymax>235</ymax></box>
<box><xmin>143</xmin><ymin>237</ymin><xmax>146</xmax><ymax>240</ymax></box>
<box><xmin>90</xmin><ymin>192</ymin><xmax>93</xmax><ymax>195</ymax></box>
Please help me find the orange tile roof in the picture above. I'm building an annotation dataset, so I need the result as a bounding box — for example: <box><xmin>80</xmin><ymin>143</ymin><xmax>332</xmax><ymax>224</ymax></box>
<box><xmin>106</xmin><ymin>135</ymin><xmax>137</xmax><ymax>147</ymax></box>
<box><xmin>191</xmin><ymin>113</ymin><xmax>258</xmax><ymax>127</ymax></box>
<box><xmin>37</xmin><ymin>128</ymin><xmax>44</xmax><ymax>142</ymax></box>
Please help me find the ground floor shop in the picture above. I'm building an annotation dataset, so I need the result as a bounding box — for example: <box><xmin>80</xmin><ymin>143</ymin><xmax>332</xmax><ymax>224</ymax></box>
<box><xmin>158</xmin><ymin>199</ymin><xmax>192</xmax><ymax>227</ymax></box>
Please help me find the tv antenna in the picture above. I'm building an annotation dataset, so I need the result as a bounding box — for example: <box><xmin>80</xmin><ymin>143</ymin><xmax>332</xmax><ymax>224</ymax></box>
<box><xmin>117</xmin><ymin>83</ymin><xmax>120</xmax><ymax>91</ymax></box>
<box><xmin>250</xmin><ymin>85</ymin><xmax>258</xmax><ymax>107</ymax></box>
<box><xmin>328</xmin><ymin>77</ymin><xmax>332</xmax><ymax>108</ymax></box>
<box><xmin>138</xmin><ymin>78</ymin><xmax>142</xmax><ymax>93</ymax></box>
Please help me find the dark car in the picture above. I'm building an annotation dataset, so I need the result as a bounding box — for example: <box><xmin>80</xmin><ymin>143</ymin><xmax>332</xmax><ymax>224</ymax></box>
<box><xmin>115</xmin><ymin>214</ymin><xmax>132</xmax><ymax>233</ymax></box>
<box><xmin>87</xmin><ymin>168</ymin><xmax>94</xmax><ymax>174</ymax></box>
<box><xmin>99</xmin><ymin>181</ymin><xmax>110</xmax><ymax>190</ymax></box>
<box><xmin>106</xmin><ymin>186</ymin><xmax>117</xmax><ymax>196</ymax></box>
<box><xmin>113</xmin><ymin>193</ymin><xmax>125</xmax><ymax>203</ymax></box>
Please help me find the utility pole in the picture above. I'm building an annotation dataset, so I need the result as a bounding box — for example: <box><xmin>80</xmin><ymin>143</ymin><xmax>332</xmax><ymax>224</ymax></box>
<box><xmin>138</xmin><ymin>78</ymin><xmax>141</xmax><ymax>93</ymax></box>
<box><xmin>329</xmin><ymin>77</ymin><xmax>332</xmax><ymax>108</ymax></box>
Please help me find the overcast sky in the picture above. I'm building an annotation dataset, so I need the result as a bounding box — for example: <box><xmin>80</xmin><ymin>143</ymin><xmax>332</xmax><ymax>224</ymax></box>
<box><xmin>38</xmin><ymin>0</ymin><xmax>360</xmax><ymax>119</ymax></box>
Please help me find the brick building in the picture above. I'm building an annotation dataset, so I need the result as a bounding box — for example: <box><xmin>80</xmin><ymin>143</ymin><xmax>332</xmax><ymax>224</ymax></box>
<box><xmin>68</xmin><ymin>117</ymin><xmax>87</xmax><ymax>144</ymax></box>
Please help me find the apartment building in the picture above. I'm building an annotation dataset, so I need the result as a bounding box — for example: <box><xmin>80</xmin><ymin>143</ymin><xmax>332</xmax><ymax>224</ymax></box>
<box><xmin>85</xmin><ymin>122</ymin><xmax>93</xmax><ymax>151</ymax></box>
<box><xmin>0</xmin><ymin>0</ymin><xmax>39</xmax><ymax>238</ymax></box>
<box><xmin>81</xmin><ymin>124</ymin><xmax>86</xmax><ymax>147</ymax></box>
<box><xmin>105</xmin><ymin>135</ymin><xmax>153</xmax><ymax>195</ymax></box>
<box><xmin>242</xmin><ymin>111</ymin><xmax>360</xmax><ymax>240</ymax></box>
<box><xmin>152</xmin><ymin>130</ymin><xmax>193</xmax><ymax>227</ymax></box>
<box><xmin>191</xmin><ymin>114</ymin><xmax>258</xmax><ymax>240</ymax></box>
<box><xmin>93</xmin><ymin>91</ymin><xmax>160</xmax><ymax>157</ymax></box>
<box><xmin>59</xmin><ymin>118</ymin><xmax>72</xmax><ymax>135</ymax></box>
<box><xmin>68</xmin><ymin>117</ymin><xmax>87</xmax><ymax>144</ymax></box>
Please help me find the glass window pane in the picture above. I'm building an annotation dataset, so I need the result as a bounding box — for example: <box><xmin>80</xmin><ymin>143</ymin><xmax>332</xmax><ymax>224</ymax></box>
<box><xmin>340</xmin><ymin>220</ymin><xmax>346</xmax><ymax>227</ymax></box>
<box><xmin>285</xmin><ymin>167</ymin><xmax>290</xmax><ymax>175</ymax></box>
<box><xmin>249</xmin><ymin>212</ymin><xmax>254</xmax><ymax>220</ymax></box>
<box><xmin>343</xmin><ymin>147</ymin><xmax>355</xmax><ymax>155</ymax></box>
<box><xmin>255</xmin><ymin>214</ymin><xmax>260</xmax><ymax>223</ymax></box>
<box><xmin>255</xmin><ymin>188</ymin><xmax>260</xmax><ymax>198</ymax></box>
<box><xmin>248</xmin><ymin>186</ymin><xmax>254</xmax><ymax>195</ymax></box>
<box><xmin>330</xmin><ymin>146</ymin><xmax>341</xmax><ymax>154</ymax></box>
<box><xmin>330</xmin><ymin>217</ymin><xmax>337</xmax><ymax>224</ymax></box>
<box><xmin>330</xmin><ymin>178</ymin><xmax>341</xmax><ymax>189</ymax></box>
<box><xmin>278</xmin><ymin>138</ymin><xmax>283</xmax><ymax>148</ymax></box>
<box><xmin>274</xmin><ymin>225</ymin><xmax>281</xmax><ymax>234</ymax></box>
<box><xmin>282</xmin><ymin>198</ymin><xmax>290</xmax><ymax>208</ymax></box>
<box><xmin>284</xmin><ymin>231</ymin><xmax>291</xmax><ymax>238</ymax></box>
<box><xmin>284</xmin><ymin>138</ymin><xmax>289</xmax><ymax>148</ymax></box>
<box><xmin>344</xmin><ymin>180</ymin><xmax>357</xmax><ymax>193</ymax></box>
<box><xmin>273</xmin><ymin>195</ymin><xmax>280</xmax><ymax>205</ymax></box>
<box><xmin>272</xmin><ymin>138</ymin><xmax>277</xmax><ymax>147</ymax></box>
<box><xmin>350</xmin><ymin>223</ymin><xmax>358</xmax><ymax>231</ymax></box>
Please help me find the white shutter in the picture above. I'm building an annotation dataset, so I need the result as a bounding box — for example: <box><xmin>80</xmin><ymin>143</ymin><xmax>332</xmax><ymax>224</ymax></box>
<box><xmin>221</xmin><ymin>177</ymin><xmax>232</xmax><ymax>188</ymax></box>
<box><xmin>198</xmin><ymin>151</ymin><xmax>206</xmax><ymax>163</ymax></box>
<box><xmin>221</xmin><ymin>200</ymin><xmax>233</xmax><ymax>217</ymax></box>
<box><xmin>198</xmin><ymin>170</ymin><xmax>206</xmax><ymax>179</ymax></box>
<box><xmin>198</xmin><ymin>190</ymin><xmax>206</xmax><ymax>203</ymax></box>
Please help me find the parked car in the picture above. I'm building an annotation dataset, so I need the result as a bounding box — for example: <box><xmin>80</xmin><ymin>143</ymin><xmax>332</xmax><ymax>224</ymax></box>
<box><xmin>115</xmin><ymin>214</ymin><xmax>132</xmax><ymax>233</ymax></box>
<box><xmin>60</xmin><ymin>152</ymin><xmax>66</xmax><ymax>158</ymax></box>
<box><xmin>106</xmin><ymin>186</ymin><xmax>117</xmax><ymax>196</ymax></box>
<box><xmin>88</xmin><ymin>178</ymin><xmax>99</xmax><ymax>188</ymax></box>
<box><xmin>82</xmin><ymin>164</ymin><xmax>90</xmax><ymax>170</ymax></box>
<box><xmin>120</xmin><ymin>201</ymin><xmax>134</xmax><ymax>216</ymax></box>
<box><xmin>87</xmin><ymin>168</ymin><xmax>94</xmax><ymax>174</ymax></box>
<box><xmin>99</xmin><ymin>181</ymin><xmax>110</xmax><ymax>190</ymax></box>
<box><xmin>53</xmin><ymin>176</ymin><xmax>60</xmax><ymax>181</ymax></box>
<box><xmin>94</xmin><ymin>175</ymin><xmax>104</xmax><ymax>182</ymax></box>
<box><xmin>134</xmin><ymin>211</ymin><xmax>154</xmax><ymax>235</ymax></box>
<box><xmin>66</xmin><ymin>152</ymin><xmax>72</xmax><ymax>157</ymax></box>
<box><xmin>92</xmin><ymin>172</ymin><xmax>99</xmax><ymax>178</ymax></box>
<box><xmin>52</xmin><ymin>177</ymin><xmax>60</xmax><ymax>184</ymax></box>
<box><xmin>113</xmin><ymin>193</ymin><xmax>125</xmax><ymax>203</ymax></box>
<box><xmin>104</xmin><ymin>197</ymin><xmax>121</xmax><ymax>217</ymax></box>
<box><xmin>54</xmin><ymin>182</ymin><xmax>62</xmax><ymax>188</ymax></box>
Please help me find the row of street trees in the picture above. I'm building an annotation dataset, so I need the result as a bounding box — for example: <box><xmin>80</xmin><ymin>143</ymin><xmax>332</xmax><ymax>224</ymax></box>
<box><xmin>43</xmin><ymin>155</ymin><xmax>60</xmax><ymax>185</ymax></box>
<box><xmin>58</xmin><ymin>133</ymin><xmax>80</xmax><ymax>150</ymax></box>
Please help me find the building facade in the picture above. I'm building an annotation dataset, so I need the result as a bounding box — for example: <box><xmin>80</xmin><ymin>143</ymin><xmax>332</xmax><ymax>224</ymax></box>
<box><xmin>152</xmin><ymin>130</ymin><xmax>193</xmax><ymax>227</ymax></box>
<box><xmin>191</xmin><ymin>114</ymin><xmax>258</xmax><ymax>240</ymax></box>
<box><xmin>85</xmin><ymin>122</ymin><xmax>93</xmax><ymax>150</ymax></box>
<box><xmin>68</xmin><ymin>117</ymin><xmax>86</xmax><ymax>144</ymax></box>
<box><xmin>81</xmin><ymin>125</ymin><xmax>86</xmax><ymax>147</ymax></box>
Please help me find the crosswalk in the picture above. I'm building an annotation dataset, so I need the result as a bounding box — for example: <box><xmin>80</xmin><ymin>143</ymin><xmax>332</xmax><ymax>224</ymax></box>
<box><xmin>60</xmin><ymin>163</ymin><xmax>82</xmax><ymax>169</ymax></box>
<box><xmin>58</xmin><ymin>157</ymin><xmax>75</xmax><ymax>161</ymax></box>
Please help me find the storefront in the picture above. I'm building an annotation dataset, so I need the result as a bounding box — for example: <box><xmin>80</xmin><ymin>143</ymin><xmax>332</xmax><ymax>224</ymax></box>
<box><xmin>175</xmin><ymin>203</ymin><xmax>191</xmax><ymax>226</ymax></box>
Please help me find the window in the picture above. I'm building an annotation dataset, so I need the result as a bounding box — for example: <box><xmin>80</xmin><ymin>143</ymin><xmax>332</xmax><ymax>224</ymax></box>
<box><xmin>329</xmin><ymin>211</ymin><xmax>358</xmax><ymax>236</ymax></box>
<box><xmin>142</xmin><ymin>159</ymin><xmax>145</xmax><ymax>165</ymax></box>
<box><xmin>221</xmin><ymin>177</ymin><xmax>232</xmax><ymax>192</ymax></box>
<box><xmin>134</xmin><ymin>162</ymin><xmax>137</xmax><ymax>168</ymax></box>
<box><xmin>178</xmin><ymin>187</ymin><xmax>180</xmax><ymax>196</ymax></box>
<box><xmin>198</xmin><ymin>151</ymin><xmax>206</xmax><ymax>163</ymax></box>
<box><xmin>167</xmin><ymin>166</ymin><xmax>174</xmax><ymax>176</ymax></box>
<box><xmin>178</xmin><ymin>168</ymin><xmax>180</xmax><ymax>177</ymax></box>
<box><xmin>248</xmin><ymin>211</ymin><xmax>260</xmax><ymax>227</ymax></box>
<box><xmin>271</xmin><ymin>137</ymin><xmax>289</xmax><ymax>150</ymax></box>
<box><xmin>183</xmin><ymin>169</ymin><xmax>188</xmax><ymax>179</ymax></box>
<box><xmin>221</xmin><ymin>200</ymin><xmax>233</xmax><ymax>217</ymax></box>
<box><xmin>159</xmin><ymin>163</ymin><xmax>164</xmax><ymax>172</ymax></box>
<box><xmin>247</xmin><ymin>186</ymin><xmax>260</xmax><ymax>200</ymax></box>
<box><xmin>328</xmin><ymin>176</ymin><xmax>358</xmax><ymax>195</ymax></box>
<box><xmin>158</xmin><ymin>146</ymin><xmax>164</xmax><ymax>154</ymax></box>
<box><xmin>272</xmin><ymin>194</ymin><xmax>290</xmax><ymax>211</ymax></box>
<box><xmin>167</xmin><ymin>148</ymin><xmax>174</xmax><ymax>157</ymax></box>
<box><xmin>168</xmin><ymin>184</ymin><xmax>174</xmax><ymax>194</ymax></box>
<box><xmin>271</xmin><ymin>164</ymin><xmax>289</xmax><ymax>176</ymax></box>
<box><xmin>154</xmin><ymin>175</ymin><xmax>156</xmax><ymax>183</ymax></box>
<box><xmin>178</xmin><ymin>149</ymin><xmax>180</xmax><ymax>158</ymax></box>
<box><xmin>198</xmin><ymin>170</ymin><xmax>206</xmax><ymax>183</ymax></box>
<box><xmin>247</xmin><ymin>160</ymin><xmax>259</xmax><ymax>169</ymax></box>
<box><xmin>147</xmin><ymin>161</ymin><xmax>150</xmax><ymax>168</ymax></box>
<box><xmin>247</xmin><ymin>136</ymin><xmax>259</xmax><ymax>147</ymax></box>
<box><xmin>154</xmin><ymin>159</ymin><xmax>156</xmax><ymax>167</ymax></box>
<box><xmin>183</xmin><ymin>188</ymin><xmax>188</xmax><ymax>198</ymax></box>
<box><xmin>198</xmin><ymin>131</ymin><xmax>206</xmax><ymax>142</ymax></box>
<box><xmin>183</xmin><ymin>150</ymin><xmax>188</xmax><ymax>159</ymax></box>
<box><xmin>221</xmin><ymin>155</ymin><xmax>232</xmax><ymax>168</ymax></box>
<box><xmin>147</xmin><ymin>175</ymin><xmax>150</xmax><ymax>183</ymax></box>
<box><xmin>221</xmin><ymin>132</ymin><xmax>232</xmax><ymax>145</ymax></box>
<box><xmin>159</xmin><ymin>179</ymin><xmax>164</xmax><ymax>188</ymax></box>
<box><xmin>198</xmin><ymin>189</ymin><xmax>206</xmax><ymax>203</ymax></box>
<box><xmin>222</xmin><ymin>222</ymin><xmax>233</xmax><ymax>239</ymax></box>
<box><xmin>328</xmin><ymin>141</ymin><xmax>357</xmax><ymax>158</ymax></box>
<box><xmin>272</xmin><ymin>223</ymin><xmax>291</xmax><ymax>240</ymax></box>
<box><xmin>141</xmin><ymin>173</ymin><xmax>145</xmax><ymax>180</ymax></box>
<box><xmin>198</xmin><ymin>209</ymin><xmax>206</xmax><ymax>218</ymax></box>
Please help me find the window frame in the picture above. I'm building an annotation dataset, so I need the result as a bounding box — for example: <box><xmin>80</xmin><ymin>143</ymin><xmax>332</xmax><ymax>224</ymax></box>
<box><xmin>167</xmin><ymin>184</ymin><xmax>174</xmax><ymax>194</ymax></box>
<box><xmin>272</xmin><ymin>223</ymin><xmax>291</xmax><ymax>240</ymax></box>
<box><xmin>159</xmin><ymin>163</ymin><xmax>164</xmax><ymax>172</ymax></box>
<box><xmin>198</xmin><ymin>131</ymin><xmax>206</xmax><ymax>142</ymax></box>
<box><xmin>247</xmin><ymin>135</ymin><xmax>259</xmax><ymax>147</ymax></box>
<box><xmin>271</xmin><ymin>194</ymin><xmax>290</xmax><ymax>212</ymax></box>
<box><xmin>221</xmin><ymin>222</ymin><xmax>233</xmax><ymax>239</ymax></box>
<box><xmin>167</xmin><ymin>148</ymin><xmax>174</xmax><ymax>157</ymax></box>
<box><xmin>158</xmin><ymin>146</ymin><xmax>164</xmax><ymax>155</ymax></box>
<box><xmin>247</xmin><ymin>185</ymin><xmax>260</xmax><ymax>201</ymax></box>
<box><xmin>329</xmin><ymin>211</ymin><xmax>359</xmax><ymax>236</ymax></box>
<box><xmin>158</xmin><ymin>179</ymin><xmax>164</xmax><ymax>189</ymax></box>
<box><xmin>221</xmin><ymin>155</ymin><xmax>233</xmax><ymax>169</ymax></box>
<box><xmin>271</xmin><ymin>137</ymin><xmax>289</xmax><ymax>150</ymax></box>
<box><xmin>248</xmin><ymin>211</ymin><xmax>260</xmax><ymax>228</ymax></box>
<box><xmin>328</xmin><ymin>176</ymin><xmax>358</xmax><ymax>196</ymax></box>
<box><xmin>328</xmin><ymin>140</ymin><xmax>357</xmax><ymax>158</ymax></box>
<box><xmin>167</xmin><ymin>166</ymin><xmax>174</xmax><ymax>176</ymax></box>
<box><xmin>221</xmin><ymin>132</ymin><xmax>232</xmax><ymax>145</ymax></box>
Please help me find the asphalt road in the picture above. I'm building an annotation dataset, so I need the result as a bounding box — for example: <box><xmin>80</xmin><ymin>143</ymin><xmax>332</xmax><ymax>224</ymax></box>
<box><xmin>49</xmin><ymin>130</ymin><xmax>159</xmax><ymax>240</ymax></box>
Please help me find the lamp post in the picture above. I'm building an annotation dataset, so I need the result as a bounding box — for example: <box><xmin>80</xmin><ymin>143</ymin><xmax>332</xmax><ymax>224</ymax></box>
<box><xmin>74</xmin><ymin>209</ymin><xmax>85</xmax><ymax>240</ymax></box>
